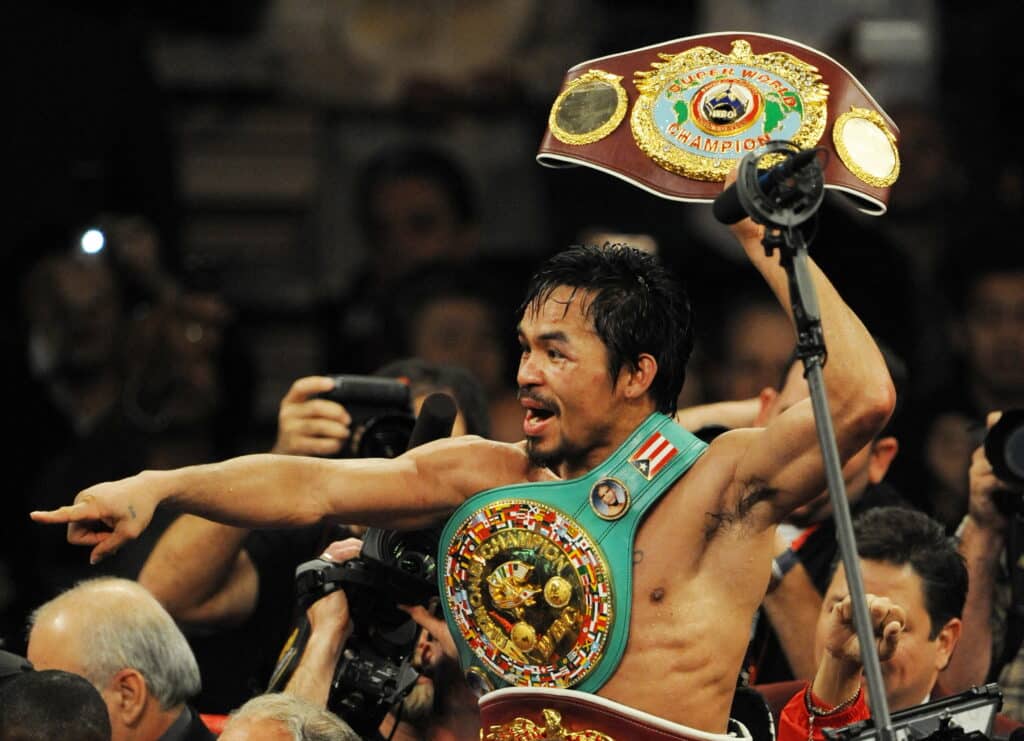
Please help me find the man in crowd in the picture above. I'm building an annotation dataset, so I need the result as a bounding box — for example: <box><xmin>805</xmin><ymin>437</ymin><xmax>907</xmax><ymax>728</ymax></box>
<box><xmin>776</xmin><ymin>505</ymin><xmax>965</xmax><ymax>741</ymax></box>
<box><xmin>944</xmin><ymin>411</ymin><xmax>1024</xmax><ymax>721</ymax></box>
<box><xmin>34</xmin><ymin>177</ymin><xmax>896</xmax><ymax>738</ymax></box>
<box><xmin>25</xmin><ymin>577</ymin><xmax>215</xmax><ymax>741</ymax></box>
<box><xmin>890</xmin><ymin>242</ymin><xmax>1024</xmax><ymax>530</ymax></box>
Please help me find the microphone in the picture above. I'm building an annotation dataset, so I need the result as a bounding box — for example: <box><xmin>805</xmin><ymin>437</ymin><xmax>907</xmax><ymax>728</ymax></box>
<box><xmin>405</xmin><ymin>391</ymin><xmax>457</xmax><ymax>450</ymax></box>
<box><xmin>712</xmin><ymin>147</ymin><xmax>820</xmax><ymax>225</ymax></box>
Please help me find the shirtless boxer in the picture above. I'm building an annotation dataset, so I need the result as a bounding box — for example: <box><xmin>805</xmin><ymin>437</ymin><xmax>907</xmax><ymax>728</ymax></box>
<box><xmin>32</xmin><ymin>176</ymin><xmax>895</xmax><ymax>737</ymax></box>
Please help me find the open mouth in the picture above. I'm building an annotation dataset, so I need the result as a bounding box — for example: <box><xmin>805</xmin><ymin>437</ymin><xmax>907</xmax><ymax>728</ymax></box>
<box><xmin>523</xmin><ymin>405</ymin><xmax>556</xmax><ymax>436</ymax></box>
<box><xmin>526</xmin><ymin>407</ymin><xmax>554</xmax><ymax>422</ymax></box>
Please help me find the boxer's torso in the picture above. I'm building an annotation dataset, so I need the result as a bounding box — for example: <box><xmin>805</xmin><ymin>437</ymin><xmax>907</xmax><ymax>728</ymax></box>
<box><xmin>439</xmin><ymin>415</ymin><xmax>775</xmax><ymax>733</ymax></box>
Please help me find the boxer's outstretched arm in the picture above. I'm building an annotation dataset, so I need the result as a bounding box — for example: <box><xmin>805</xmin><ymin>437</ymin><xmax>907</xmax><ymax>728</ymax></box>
<box><xmin>32</xmin><ymin>435</ymin><xmax>531</xmax><ymax>564</ymax></box>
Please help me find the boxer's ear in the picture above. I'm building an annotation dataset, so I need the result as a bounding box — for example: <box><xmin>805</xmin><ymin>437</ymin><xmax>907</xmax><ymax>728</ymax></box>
<box><xmin>620</xmin><ymin>354</ymin><xmax>657</xmax><ymax>400</ymax></box>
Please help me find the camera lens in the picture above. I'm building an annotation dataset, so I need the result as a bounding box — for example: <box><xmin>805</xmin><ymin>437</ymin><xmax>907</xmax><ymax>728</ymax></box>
<box><xmin>357</xmin><ymin>413</ymin><xmax>416</xmax><ymax>458</ymax></box>
<box><xmin>985</xmin><ymin>409</ymin><xmax>1024</xmax><ymax>487</ymax></box>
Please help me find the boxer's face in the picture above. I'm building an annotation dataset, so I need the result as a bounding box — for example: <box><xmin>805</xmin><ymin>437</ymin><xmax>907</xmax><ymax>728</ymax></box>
<box><xmin>517</xmin><ymin>286</ymin><xmax>622</xmax><ymax>473</ymax></box>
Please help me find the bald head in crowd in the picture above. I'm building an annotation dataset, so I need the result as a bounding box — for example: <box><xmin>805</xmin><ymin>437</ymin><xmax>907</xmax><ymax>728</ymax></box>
<box><xmin>26</xmin><ymin>577</ymin><xmax>207</xmax><ymax>741</ymax></box>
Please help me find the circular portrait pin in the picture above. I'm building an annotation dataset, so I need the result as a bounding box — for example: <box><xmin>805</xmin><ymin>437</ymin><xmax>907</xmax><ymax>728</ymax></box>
<box><xmin>590</xmin><ymin>478</ymin><xmax>630</xmax><ymax>520</ymax></box>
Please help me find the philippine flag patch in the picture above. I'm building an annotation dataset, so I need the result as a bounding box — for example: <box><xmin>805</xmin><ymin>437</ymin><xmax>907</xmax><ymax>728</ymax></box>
<box><xmin>630</xmin><ymin>431</ymin><xmax>678</xmax><ymax>480</ymax></box>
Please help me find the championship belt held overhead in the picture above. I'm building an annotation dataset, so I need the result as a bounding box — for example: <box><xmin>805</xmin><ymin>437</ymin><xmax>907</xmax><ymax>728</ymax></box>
<box><xmin>537</xmin><ymin>31</ymin><xmax>900</xmax><ymax>214</ymax></box>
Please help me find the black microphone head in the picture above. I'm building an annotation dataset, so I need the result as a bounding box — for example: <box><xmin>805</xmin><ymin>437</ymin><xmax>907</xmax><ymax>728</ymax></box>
<box><xmin>407</xmin><ymin>392</ymin><xmax>458</xmax><ymax>450</ymax></box>
<box><xmin>711</xmin><ymin>184</ymin><xmax>746</xmax><ymax>225</ymax></box>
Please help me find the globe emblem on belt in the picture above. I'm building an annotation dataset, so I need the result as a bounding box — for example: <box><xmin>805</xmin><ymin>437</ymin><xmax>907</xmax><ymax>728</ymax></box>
<box><xmin>692</xmin><ymin>79</ymin><xmax>762</xmax><ymax>136</ymax></box>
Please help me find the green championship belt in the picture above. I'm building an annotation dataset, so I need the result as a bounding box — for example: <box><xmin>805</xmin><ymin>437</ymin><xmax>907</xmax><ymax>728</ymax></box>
<box><xmin>439</xmin><ymin>413</ymin><xmax>707</xmax><ymax>695</ymax></box>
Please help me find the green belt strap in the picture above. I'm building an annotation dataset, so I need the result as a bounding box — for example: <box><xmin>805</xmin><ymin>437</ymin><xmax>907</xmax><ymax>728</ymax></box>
<box><xmin>439</xmin><ymin>412</ymin><xmax>707</xmax><ymax>693</ymax></box>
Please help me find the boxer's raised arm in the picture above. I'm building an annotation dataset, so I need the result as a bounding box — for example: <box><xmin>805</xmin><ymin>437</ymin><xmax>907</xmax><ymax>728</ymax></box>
<box><xmin>720</xmin><ymin>169</ymin><xmax>896</xmax><ymax>528</ymax></box>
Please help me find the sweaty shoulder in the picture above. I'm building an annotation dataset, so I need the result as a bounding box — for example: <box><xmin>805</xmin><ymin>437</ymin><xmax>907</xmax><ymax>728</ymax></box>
<box><xmin>406</xmin><ymin>435</ymin><xmax>556</xmax><ymax>502</ymax></box>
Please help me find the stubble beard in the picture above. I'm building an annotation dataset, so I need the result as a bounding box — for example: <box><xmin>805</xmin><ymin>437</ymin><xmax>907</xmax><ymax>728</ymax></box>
<box><xmin>526</xmin><ymin>434</ymin><xmax>590</xmax><ymax>473</ymax></box>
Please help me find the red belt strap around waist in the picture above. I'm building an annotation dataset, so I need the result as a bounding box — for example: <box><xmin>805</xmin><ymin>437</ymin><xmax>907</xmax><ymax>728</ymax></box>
<box><xmin>479</xmin><ymin>686</ymin><xmax>752</xmax><ymax>741</ymax></box>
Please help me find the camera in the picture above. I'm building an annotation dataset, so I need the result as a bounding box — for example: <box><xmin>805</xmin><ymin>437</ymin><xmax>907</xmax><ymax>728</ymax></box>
<box><xmin>316</xmin><ymin>375</ymin><xmax>416</xmax><ymax>459</ymax></box>
<box><xmin>268</xmin><ymin>526</ymin><xmax>441</xmax><ymax>738</ymax></box>
<box><xmin>987</xmin><ymin>410</ymin><xmax>1024</xmax><ymax>489</ymax></box>
<box><xmin>984</xmin><ymin>410</ymin><xmax>1024</xmax><ymax>517</ymax></box>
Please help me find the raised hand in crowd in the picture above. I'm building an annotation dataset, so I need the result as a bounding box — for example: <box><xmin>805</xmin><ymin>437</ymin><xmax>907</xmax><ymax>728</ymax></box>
<box><xmin>814</xmin><ymin>593</ymin><xmax>905</xmax><ymax>706</ymax></box>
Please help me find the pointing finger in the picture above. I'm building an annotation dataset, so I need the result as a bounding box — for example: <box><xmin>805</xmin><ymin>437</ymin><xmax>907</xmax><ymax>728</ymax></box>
<box><xmin>30</xmin><ymin>500</ymin><xmax>101</xmax><ymax>524</ymax></box>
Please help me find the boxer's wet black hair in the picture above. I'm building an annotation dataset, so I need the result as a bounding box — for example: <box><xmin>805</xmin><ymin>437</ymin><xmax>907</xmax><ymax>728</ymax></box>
<box><xmin>520</xmin><ymin>244</ymin><xmax>693</xmax><ymax>415</ymax></box>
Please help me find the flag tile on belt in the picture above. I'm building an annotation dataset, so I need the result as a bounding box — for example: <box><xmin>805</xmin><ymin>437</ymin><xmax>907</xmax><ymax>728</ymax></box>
<box><xmin>630</xmin><ymin>431</ymin><xmax>678</xmax><ymax>480</ymax></box>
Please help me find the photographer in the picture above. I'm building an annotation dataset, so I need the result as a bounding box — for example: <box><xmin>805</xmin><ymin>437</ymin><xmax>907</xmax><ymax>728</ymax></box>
<box><xmin>946</xmin><ymin>410</ymin><xmax>1024</xmax><ymax>720</ymax></box>
<box><xmin>282</xmin><ymin>538</ymin><xmax>476</xmax><ymax>741</ymax></box>
<box><xmin>135</xmin><ymin>374</ymin><xmax>346</xmax><ymax>712</ymax></box>
<box><xmin>137</xmin><ymin>360</ymin><xmax>490</xmax><ymax>713</ymax></box>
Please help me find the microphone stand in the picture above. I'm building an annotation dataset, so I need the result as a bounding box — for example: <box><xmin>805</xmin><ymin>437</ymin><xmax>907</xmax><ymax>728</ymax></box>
<box><xmin>733</xmin><ymin>141</ymin><xmax>896</xmax><ymax>741</ymax></box>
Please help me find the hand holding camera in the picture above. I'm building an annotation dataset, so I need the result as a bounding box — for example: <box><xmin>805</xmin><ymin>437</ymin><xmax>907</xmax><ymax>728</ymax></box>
<box><xmin>398</xmin><ymin>600</ymin><xmax>459</xmax><ymax>664</ymax></box>
<box><xmin>271</xmin><ymin>376</ymin><xmax>353</xmax><ymax>457</ymax></box>
<box><xmin>305</xmin><ymin>539</ymin><xmax>364</xmax><ymax>644</ymax></box>
<box><xmin>972</xmin><ymin>410</ymin><xmax>1024</xmax><ymax>525</ymax></box>
<box><xmin>313</xmin><ymin>375</ymin><xmax>416</xmax><ymax>459</ymax></box>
